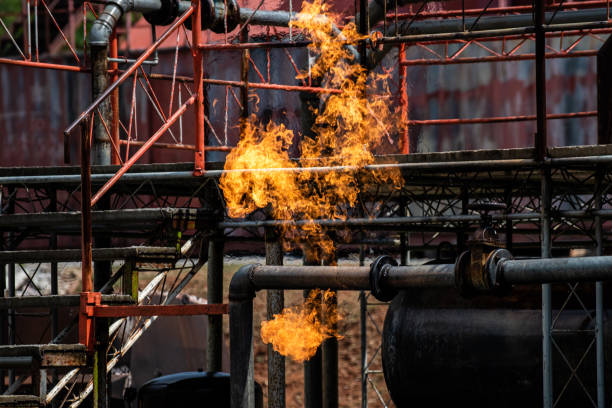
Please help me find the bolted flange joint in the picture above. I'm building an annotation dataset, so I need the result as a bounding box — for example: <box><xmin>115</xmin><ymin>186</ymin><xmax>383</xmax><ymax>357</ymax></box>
<box><xmin>455</xmin><ymin>248</ymin><xmax>513</xmax><ymax>297</ymax></box>
<box><xmin>184</xmin><ymin>0</ymin><xmax>240</xmax><ymax>33</ymax></box>
<box><xmin>370</xmin><ymin>255</ymin><xmax>398</xmax><ymax>302</ymax></box>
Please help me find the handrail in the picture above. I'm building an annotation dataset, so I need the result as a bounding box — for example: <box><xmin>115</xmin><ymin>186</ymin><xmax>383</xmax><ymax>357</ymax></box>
<box><xmin>63</xmin><ymin>6</ymin><xmax>194</xmax><ymax>138</ymax></box>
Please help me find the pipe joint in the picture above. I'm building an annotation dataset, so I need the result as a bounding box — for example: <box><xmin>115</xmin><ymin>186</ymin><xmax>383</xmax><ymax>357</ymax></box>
<box><xmin>89</xmin><ymin>0</ymin><xmax>132</xmax><ymax>47</ymax></box>
<box><xmin>369</xmin><ymin>255</ymin><xmax>399</xmax><ymax>301</ymax></box>
<box><xmin>229</xmin><ymin>264</ymin><xmax>257</xmax><ymax>301</ymax></box>
<box><xmin>455</xmin><ymin>248</ymin><xmax>513</xmax><ymax>297</ymax></box>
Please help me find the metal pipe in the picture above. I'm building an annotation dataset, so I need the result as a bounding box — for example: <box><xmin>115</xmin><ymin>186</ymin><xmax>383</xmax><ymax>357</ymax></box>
<box><xmin>595</xmin><ymin>172</ymin><xmax>605</xmax><ymax>408</ymax></box>
<box><xmin>207</xmin><ymin>237</ymin><xmax>224</xmax><ymax>372</ymax></box>
<box><xmin>238</xmin><ymin>8</ymin><xmax>360</xmax><ymax>60</ymax></box>
<box><xmin>303</xmin><ymin>248</ymin><xmax>322</xmax><ymax>408</ymax></box>
<box><xmin>384</xmin><ymin>8</ymin><xmax>608</xmax><ymax>38</ymax></box>
<box><xmin>500</xmin><ymin>255</ymin><xmax>612</xmax><ymax>283</ymax></box>
<box><xmin>89</xmin><ymin>0</ymin><xmax>167</xmax><ymax>47</ymax></box>
<box><xmin>80</xmin><ymin>121</ymin><xmax>93</xmax><ymax>293</ymax></box>
<box><xmin>265</xmin><ymin>228</ymin><xmax>285</xmax><ymax>408</ymax></box>
<box><xmin>535</xmin><ymin>0</ymin><xmax>547</xmax><ymax>161</ymax></box>
<box><xmin>192</xmin><ymin>0</ymin><xmax>205</xmax><ymax>175</ymax></box>
<box><xmin>540</xmin><ymin>168</ymin><xmax>552</xmax><ymax>408</ymax></box>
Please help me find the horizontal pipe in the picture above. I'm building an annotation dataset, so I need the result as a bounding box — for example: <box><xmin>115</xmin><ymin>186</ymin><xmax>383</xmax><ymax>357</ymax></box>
<box><xmin>0</xmin><ymin>357</ymin><xmax>34</xmax><ymax>368</ymax></box>
<box><xmin>5</xmin><ymin>155</ymin><xmax>612</xmax><ymax>186</ymax></box>
<box><xmin>237</xmin><ymin>263</ymin><xmax>456</xmax><ymax>293</ymax></box>
<box><xmin>407</xmin><ymin>111</ymin><xmax>597</xmax><ymax>125</ymax></box>
<box><xmin>387</xmin><ymin>8</ymin><xmax>608</xmax><ymax>38</ymax></box>
<box><xmin>500</xmin><ymin>255</ymin><xmax>612</xmax><ymax>284</ymax></box>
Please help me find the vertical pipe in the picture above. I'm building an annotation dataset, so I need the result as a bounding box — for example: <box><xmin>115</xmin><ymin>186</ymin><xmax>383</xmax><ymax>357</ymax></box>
<box><xmin>400</xmin><ymin>198</ymin><xmax>408</xmax><ymax>266</ymax></box>
<box><xmin>594</xmin><ymin>170</ymin><xmax>605</xmax><ymax>408</ymax></box>
<box><xmin>359</xmin><ymin>244</ymin><xmax>367</xmax><ymax>408</ymax></box>
<box><xmin>535</xmin><ymin>0</ymin><xmax>547</xmax><ymax>161</ymax></box>
<box><xmin>304</xmin><ymin>247</ymin><xmax>322</xmax><ymax>408</ymax></box>
<box><xmin>110</xmin><ymin>33</ymin><xmax>120</xmax><ymax>165</ymax></box>
<box><xmin>541</xmin><ymin>167</ymin><xmax>553</xmax><ymax>408</ymax></box>
<box><xmin>230</xmin><ymin>295</ymin><xmax>255</xmax><ymax>408</ymax></box>
<box><xmin>207</xmin><ymin>237</ymin><xmax>224</xmax><ymax>372</ymax></box>
<box><xmin>265</xmin><ymin>228</ymin><xmax>285</xmax><ymax>408</ymax></box>
<box><xmin>49</xmin><ymin>189</ymin><xmax>59</xmax><ymax>390</ymax></box>
<box><xmin>192</xmin><ymin>0</ymin><xmax>205</xmax><ymax>175</ymax></box>
<box><xmin>91</xmin><ymin>42</ymin><xmax>111</xmax><ymax>165</ymax></box>
<box><xmin>322</xmin><ymin>252</ymin><xmax>338</xmax><ymax>408</ymax></box>
<box><xmin>6</xmin><ymin>187</ymin><xmax>14</xmax><ymax>388</ymax></box>
<box><xmin>399</xmin><ymin>43</ymin><xmax>409</xmax><ymax>154</ymax></box>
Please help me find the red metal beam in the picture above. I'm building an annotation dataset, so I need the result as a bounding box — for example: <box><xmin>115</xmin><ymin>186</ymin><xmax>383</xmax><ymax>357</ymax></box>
<box><xmin>401</xmin><ymin>50</ymin><xmax>598</xmax><ymax>65</ymax></box>
<box><xmin>192</xmin><ymin>0</ymin><xmax>205</xmax><ymax>176</ymax></box>
<box><xmin>93</xmin><ymin>303</ymin><xmax>229</xmax><ymax>317</ymax></box>
<box><xmin>90</xmin><ymin>95</ymin><xmax>196</xmax><ymax>206</ymax></box>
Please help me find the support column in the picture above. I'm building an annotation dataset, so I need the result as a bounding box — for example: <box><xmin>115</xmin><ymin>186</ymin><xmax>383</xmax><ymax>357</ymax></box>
<box><xmin>359</xmin><ymin>244</ymin><xmax>367</xmax><ymax>408</ymax></box>
<box><xmin>541</xmin><ymin>168</ymin><xmax>553</xmax><ymax>408</ymax></box>
<box><xmin>594</xmin><ymin>169</ymin><xmax>605</xmax><ymax>408</ymax></box>
<box><xmin>266</xmin><ymin>227</ymin><xmax>285</xmax><ymax>408</ymax></box>
<box><xmin>597</xmin><ymin>32</ymin><xmax>612</xmax><ymax>144</ymax></box>
<box><xmin>192</xmin><ymin>0</ymin><xmax>205</xmax><ymax>175</ymax></box>
<box><xmin>6</xmin><ymin>187</ymin><xmax>15</xmax><ymax>388</ymax></box>
<box><xmin>322</xmin><ymin>252</ymin><xmax>338</xmax><ymax>408</ymax></box>
<box><xmin>0</xmin><ymin>187</ymin><xmax>5</xmax><ymax>393</ymax></box>
<box><xmin>304</xmin><ymin>247</ymin><xmax>322</xmax><ymax>408</ymax></box>
<box><xmin>207</xmin><ymin>237</ymin><xmax>224</xmax><ymax>372</ymax></box>
<box><xmin>90</xmin><ymin>38</ymin><xmax>111</xmax><ymax>408</ymax></box>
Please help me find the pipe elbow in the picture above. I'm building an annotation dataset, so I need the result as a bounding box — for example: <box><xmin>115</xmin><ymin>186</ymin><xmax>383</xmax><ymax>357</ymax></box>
<box><xmin>229</xmin><ymin>264</ymin><xmax>257</xmax><ymax>301</ymax></box>
<box><xmin>89</xmin><ymin>0</ymin><xmax>132</xmax><ymax>47</ymax></box>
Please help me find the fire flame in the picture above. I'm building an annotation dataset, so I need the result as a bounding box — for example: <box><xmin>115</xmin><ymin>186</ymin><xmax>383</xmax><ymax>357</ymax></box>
<box><xmin>261</xmin><ymin>289</ymin><xmax>342</xmax><ymax>362</ymax></box>
<box><xmin>219</xmin><ymin>0</ymin><xmax>403</xmax><ymax>256</ymax></box>
<box><xmin>220</xmin><ymin>0</ymin><xmax>404</xmax><ymax>361</ymax></box>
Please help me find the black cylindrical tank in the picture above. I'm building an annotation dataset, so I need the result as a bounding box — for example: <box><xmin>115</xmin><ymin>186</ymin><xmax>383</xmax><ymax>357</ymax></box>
<box><xmin>138</xmin><ymin>372</ymin><xmax>263</xmax><ymax>408</ymax></box>
<box><xmin>382</xmin><ymin>284</ymin><xmax>611</xmax><ymax>407</ymax></box>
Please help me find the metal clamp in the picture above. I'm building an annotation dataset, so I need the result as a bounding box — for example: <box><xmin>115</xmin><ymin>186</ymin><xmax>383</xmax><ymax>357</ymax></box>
<box><xmin>370</xmin><ymin>255</ymin><xmax>398</xmax><ymax>302</ymax></box>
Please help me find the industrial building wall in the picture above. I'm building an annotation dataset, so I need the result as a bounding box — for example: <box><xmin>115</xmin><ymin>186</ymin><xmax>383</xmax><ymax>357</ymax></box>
<box><xmin>0</xmin><ymin>36</ymin><xmax>603</xmax><ymax>167</ymax></box>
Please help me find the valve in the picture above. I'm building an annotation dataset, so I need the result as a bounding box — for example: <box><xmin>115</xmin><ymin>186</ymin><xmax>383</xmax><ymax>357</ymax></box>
<box><xmin>455</xmin><ymin>201</ymin><xmax>511</xmax><ymax>296</ymax></box>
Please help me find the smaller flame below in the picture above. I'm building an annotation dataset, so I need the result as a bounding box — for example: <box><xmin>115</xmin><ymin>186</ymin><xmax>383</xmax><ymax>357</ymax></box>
<box><xmin>261</xmin><ymin>289</ymin><xmax>342</xmax><ymax>362</ymax></box>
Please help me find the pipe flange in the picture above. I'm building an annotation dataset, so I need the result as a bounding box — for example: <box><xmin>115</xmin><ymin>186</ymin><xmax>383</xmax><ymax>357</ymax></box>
<box><xmin>207</xmin><ymin>0</ymin><xmax>240</xmax><ymax>34</ymax></box>
<box><xmin>370</xmin><ymin>255</ymin><xmax>398</xmax><ymax>302</ymax></box>
<box><xmin>144</xmin><ymin>0</ymin><xmax>179</xmax><ymax>26</ymax></box>
<box><xmin>485</xmin><ymin>248</ymin><xmax>513</xmax><ymax>289</ymax></box>
<box><xmin>454</xmin><ymin>250</ymin><xmax>473</xmax><ymax>297</ymax></box>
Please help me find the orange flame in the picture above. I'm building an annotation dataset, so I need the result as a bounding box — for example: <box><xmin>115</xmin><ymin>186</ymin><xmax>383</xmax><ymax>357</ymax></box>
<box><xmin>261</xmin><ymin>289</ymin><xmax>341</xmax><ymax>362</ymax></box>
<box><xmin>220</xmin><ymin>0</ymin><xmax>404</xmax><ymax>361</ymax></box>
<box><xmin>219</xmin><ymin>0</ymin><xmax>403</xmax><ymax>256</ymax></box>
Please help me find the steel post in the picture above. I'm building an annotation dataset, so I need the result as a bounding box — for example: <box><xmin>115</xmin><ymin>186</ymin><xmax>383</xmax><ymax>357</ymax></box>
<box><xmin>322</xmin><ymin>253</ymin><xmax>338</xmax><ymax>408</ymax></box>
<box><xmin>398</xmin><ymin>43</ymin><xmax>409</xmax><ymax>154</ymax></box>
<box><xmin>359</xmin><ymin>245</ymin><xmax>367</xmax><ymax>408</ymax></box>
<box><xmin>535</xmin><ymin>0</ymin><xmax>547</xmax><ymax>161</ymax></box>
<box><xmin>265</xmin><ymin>228</ymin><xmax>285</xmax><ymax>408</ymax></box>
<box><xmin>304</xmin><ymin>247</ymin><xmax>322</xmax><ymax>408</ymax></box>
<box><xmin>110</xmin><ymin>33</ymin><xmax>120</xmax><ymax>165</ymax></box>
<box><xmin>541</xmin><ymin>167</ymin><xmax>553</xmax><ymax>408</ymax></box>
<box><xmin>595</xmin><ymin>170</ymin><xmax>605</xmax><ymax>408</ymax></box>
<box><xmin>207</xmin><ymin>237</ymin><xmax>224</xmax><ymax>372</ymax></box>
<box><xmin>192</xmin><ymin>0</ymin><xmax>205</xmax><ymax>175</ymax></box>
